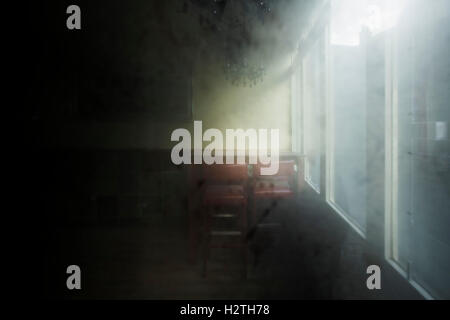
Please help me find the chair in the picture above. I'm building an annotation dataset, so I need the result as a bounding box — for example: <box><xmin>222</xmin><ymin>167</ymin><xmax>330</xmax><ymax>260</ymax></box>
<box><xmin>201</xmin><ymin>164</ymin><xmax>249</xmax><ymax>278</ymax></box>
<box><xmin>250</xmin><ymin>160</ymin><xmax>296</xmax><ymax>230</ymax></box>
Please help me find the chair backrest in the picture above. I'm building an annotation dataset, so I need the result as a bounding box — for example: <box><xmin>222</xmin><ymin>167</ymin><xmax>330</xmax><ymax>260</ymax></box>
<box><xmin>202</xmin><ymin>164</ymin><xmax>249</xmax><ymax>184</ymax></box>
<box><xmin>253</xmin><ymin>160</ymin><xmax>296</xmax><ymax>178</ymax></box>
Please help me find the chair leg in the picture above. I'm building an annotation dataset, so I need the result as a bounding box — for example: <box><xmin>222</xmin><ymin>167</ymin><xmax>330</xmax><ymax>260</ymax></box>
<box><xmin>241</xmin><ymin>203</ymin><xmax>248</xmax><ymax>279</ymax></box>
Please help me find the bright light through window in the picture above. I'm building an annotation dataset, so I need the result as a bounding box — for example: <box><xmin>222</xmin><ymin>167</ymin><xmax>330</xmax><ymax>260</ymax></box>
<box><xmin>331</xmin><ymin>0</ymin><xmax>409</xmax><ymax>46</ymax></box>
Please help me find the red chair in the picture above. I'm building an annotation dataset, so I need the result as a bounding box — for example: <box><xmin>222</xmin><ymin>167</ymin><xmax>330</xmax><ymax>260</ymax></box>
<box><xmin>201</xmin><ymin>164</ymin><xmax>249</xmax><ymax>278</ymax></box>
<box><xmin>250</xmin><ymin>160</ymin><xmax>296</xmax><ymax>229</ymax></box>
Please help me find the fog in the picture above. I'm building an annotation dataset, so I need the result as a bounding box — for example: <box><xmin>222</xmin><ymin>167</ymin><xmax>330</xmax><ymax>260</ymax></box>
<box><xmin>24</xmin><ymin>0</ymin><xmax>449</xmax><ymax>300</ymax></box>
<box><xmin>295</xmin><ymin>0</ymin><xmax>450</xmax><ymax>298</ymax></box>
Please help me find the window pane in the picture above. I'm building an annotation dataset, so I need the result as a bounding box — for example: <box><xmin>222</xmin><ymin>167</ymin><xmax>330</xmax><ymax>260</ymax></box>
<box><xmin>395</xmin><ymin>0</ymin><xmax>450</xmax><ymax>299</ymax></box>
<box><xmin>303</xmin><ymin>37</ymin><xmax>323</xmax><ymax>193</ymax></box>
<box><xmin>330</xmin><ymin>44</ymin><xmax>367</xmax><ymax>233</ymax></box>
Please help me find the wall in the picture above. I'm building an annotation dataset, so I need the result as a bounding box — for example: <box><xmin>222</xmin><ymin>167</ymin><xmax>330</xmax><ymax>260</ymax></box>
<box><xmin>31</xmin><ymin>0</ymin><xmax>294</xmax><ymax>152</ymax></box>
<box><xmin>192</xmin><ymin>52</ymin><xmax>292</xmax><ymax>152</ymax></box>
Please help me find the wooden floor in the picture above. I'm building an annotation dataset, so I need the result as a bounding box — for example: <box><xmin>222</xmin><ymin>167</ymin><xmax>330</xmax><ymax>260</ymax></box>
<box><xmin>42</xmin><ymin>191</ymin><xmax>422</xmax><ymax>300</ymax></box>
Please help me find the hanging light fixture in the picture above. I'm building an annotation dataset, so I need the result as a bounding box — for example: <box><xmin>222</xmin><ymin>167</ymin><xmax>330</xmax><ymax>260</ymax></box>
<box><xmin>190</xmin><ymin>0</ymin><xmax>273</xmax><ymax>87</ymax></box>
<box><xmin>221</xmin><ymin>0</ymin><xmax>271</xmax><ymax>87</ymax></box>
<box><xmin>223</xmin><ymin>57</ymin><xmax>266</xmax><ymax>87</ymax></box>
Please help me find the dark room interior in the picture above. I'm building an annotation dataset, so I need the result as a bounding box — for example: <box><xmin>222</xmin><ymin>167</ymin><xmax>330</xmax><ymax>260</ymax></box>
<box><xmin>21</xmin><ymin>0</ymin><xmax>449</xmax><ymax>300</ymax></box>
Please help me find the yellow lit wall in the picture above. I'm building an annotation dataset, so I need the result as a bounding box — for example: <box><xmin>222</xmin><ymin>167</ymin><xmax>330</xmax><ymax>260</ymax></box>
<box><xmin>190</xmin><ymin>53</ymin><xmax>292</xmax><ymax>152</ymax></box>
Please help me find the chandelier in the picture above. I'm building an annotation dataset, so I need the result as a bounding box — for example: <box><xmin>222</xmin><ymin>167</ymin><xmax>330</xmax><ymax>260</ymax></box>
<box><xmin>190</xmin><ymin>0</ymin><xmax>274</xmax><ymax>87</ymax></box>
<box><xmin>223</xmin><ymin>58</ymin><xmax>266</xmax><ymax>87</ymax></box>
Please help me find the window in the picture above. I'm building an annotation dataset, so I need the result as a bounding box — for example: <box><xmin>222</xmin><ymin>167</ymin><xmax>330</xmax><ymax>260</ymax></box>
<box><xmin>386</xmin><ymin>0</ymin><xmax>450</xmax><ymax>299</ymax></box>
<box><xmin>302</xmin><ymin>33</ymin><xmax>325</xmax><ymax>194</ymax></box>
<box><xmin>291</xmin><ymin>59</ymin><xmax>302</xmax><ymax>155</ymax></box>
<box><xmin>326</xmin><ymin>0</ymin><xmax>369</xmax><ymax>236</ymax></box>
<box><xmin>293</xmin><ymin>0</ymin><xmax>449</xmax><ymax>299</ymax></box>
